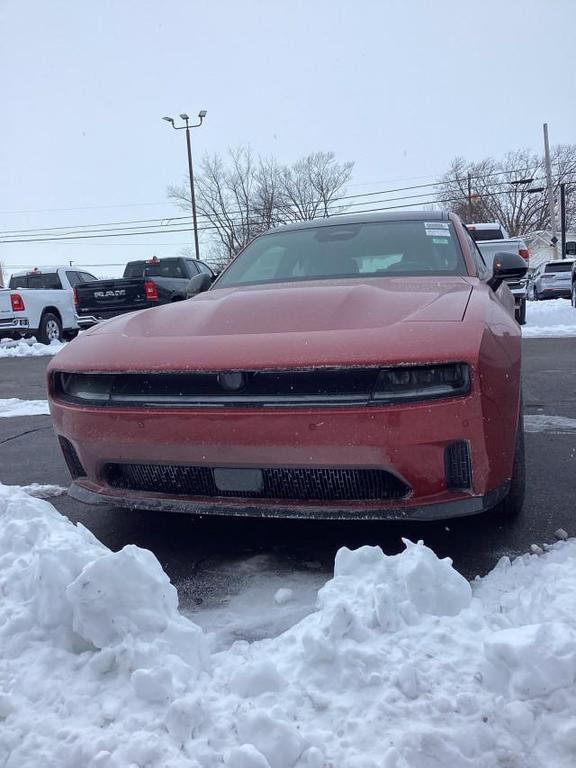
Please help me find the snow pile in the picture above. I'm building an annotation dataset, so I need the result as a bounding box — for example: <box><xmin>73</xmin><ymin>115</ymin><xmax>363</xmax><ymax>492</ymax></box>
<box><xmin>1</xmin><ymin>483</ymin><xmax>576</xmax><ymax>767</ymax></box>
<box><xmin>2</xmin><ymin>483</ymin><xmax>67</xmax><ymax>498</ymax></box>
<box><xmin>524</xmin><ymin>298</ymin><xmax>576</xmax><ymax>337</ymax></box>
<box><xmin>0</xmin><ymin>337</ymin><xmax>66</xmax><ymax>358</ymax></box>
<box><xmin>0</xmin><ymin>398</ymin><xmax>50</xmax><ymax>417</ymax></box>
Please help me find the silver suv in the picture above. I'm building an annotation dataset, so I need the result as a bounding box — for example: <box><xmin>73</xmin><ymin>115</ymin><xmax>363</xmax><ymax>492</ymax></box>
<box><xmin>531</xmin><ymin>260</ymin><xmax>574</xmax><ymax>301</ymax></box>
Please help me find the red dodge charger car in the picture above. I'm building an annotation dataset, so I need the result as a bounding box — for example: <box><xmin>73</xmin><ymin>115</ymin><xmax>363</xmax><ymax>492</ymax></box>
<box><xmin>48</xmin><ymin>212</ymin><xmax>528</xmax><ymax>520</ymax></box>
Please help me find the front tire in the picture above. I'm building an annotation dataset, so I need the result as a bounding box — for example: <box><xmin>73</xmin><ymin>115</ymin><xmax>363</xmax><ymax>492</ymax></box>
<box><xmin>497</xmin><ymin>401</ymin><xmax>525</xmax><ymax>518</ymax></box>
<box><xmin>38</xmin><ymin>312</ymin><xmax>63</xmax><ymax>345</ymax></box>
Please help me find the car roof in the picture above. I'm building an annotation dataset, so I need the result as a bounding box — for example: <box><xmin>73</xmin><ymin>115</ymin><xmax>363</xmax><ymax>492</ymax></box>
<box><xmin>10</xmin><ymin>265</ymin><xmax>77</xmax><ymax>277</ymax></box>
<box><xmin>259</xmin><ymin>209</ymin><xmax>451</xmax><ymax>235</ymax></box>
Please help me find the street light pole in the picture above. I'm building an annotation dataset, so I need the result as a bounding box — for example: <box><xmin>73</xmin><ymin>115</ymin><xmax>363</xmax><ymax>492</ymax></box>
<box><xmin>183</xmin><ymin>119</ymin><xmax>201</xmax><ymax>261</ymax></box>
<box><xmin>162</xmin><ymin>110</ymin><xmax>207</xmax><ymax>260</ymax></box>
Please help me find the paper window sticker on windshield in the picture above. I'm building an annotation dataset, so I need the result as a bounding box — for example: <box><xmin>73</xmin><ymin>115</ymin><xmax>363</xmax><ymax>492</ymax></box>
<box><xmin>424</xmin><ymin>222</ymin><xmax>451</xmax><ymax>236</ymax></box>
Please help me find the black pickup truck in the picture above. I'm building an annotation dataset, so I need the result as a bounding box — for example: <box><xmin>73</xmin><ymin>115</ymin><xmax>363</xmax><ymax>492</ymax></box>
<box><xmin>75</xmin><ymin>257</ymin><xmax>215</xmax><ymax>328</ymax></box>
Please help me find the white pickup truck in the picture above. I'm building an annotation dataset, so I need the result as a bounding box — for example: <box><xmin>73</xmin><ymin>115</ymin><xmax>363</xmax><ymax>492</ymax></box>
<box><xmin>466</xmin><ymin>223</ymin><xmax>530</xmax><ymax>325</ymax></box>
<box><xmin>0</xmin><ymin>266</ymin><xmax>97</xmax><ymax>344</ymax></box>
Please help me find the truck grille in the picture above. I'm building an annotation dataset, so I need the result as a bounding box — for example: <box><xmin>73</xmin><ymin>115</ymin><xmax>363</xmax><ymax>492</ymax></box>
<box><xmin>105</xmin><ymin>463</ymin><xmax>410</xmax><ymax>502</ymax></box>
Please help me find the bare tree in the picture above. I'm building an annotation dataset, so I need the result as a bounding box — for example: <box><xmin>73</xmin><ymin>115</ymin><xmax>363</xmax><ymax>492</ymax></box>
<box><xmin>278</xmin><ymin>151</ymin><xmax>354</xmax><ymax>222</ymax></box>
<box><xmin>436</xmin><ymin>146</ymin><xmax>576</xmax><ymax>236</ymax></box>
<box><xmin>0</xmin><ymin>260</ymin><xmax>4</xmax><ymax>288</ymax></box>
<box><xmin>169</xmin><ymin>147</ymin><xmax>354</xmax><ymax>262</ymax></box>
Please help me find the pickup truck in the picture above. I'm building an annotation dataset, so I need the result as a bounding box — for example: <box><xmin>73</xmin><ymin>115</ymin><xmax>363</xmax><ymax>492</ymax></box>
<box><xmin>74</xmin><ymin>256</ymin><xmax>216</xmax><ymax>328</ymax></box>
<box><xmin>466</xmin><ymin>225</ymin><xmax>530</xmax><ymax>325</ymax></box>
<box><xmin>1</xmin><ymin>266</ymin><xmax>97</xmax><ymax>343</ymax></box>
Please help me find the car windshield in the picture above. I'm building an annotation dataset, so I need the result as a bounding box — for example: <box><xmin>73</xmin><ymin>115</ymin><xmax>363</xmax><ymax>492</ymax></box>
<box><xmin>216</xmin><ymin>220</ymin><xmax>466</xmax><ymax>288</ymax></box>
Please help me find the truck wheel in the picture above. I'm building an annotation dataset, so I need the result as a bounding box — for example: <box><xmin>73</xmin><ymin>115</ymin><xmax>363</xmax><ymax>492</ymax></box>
<box><xmin>497</xmin><ymin>401</ymin><xmax>525</xmax><ymax>519</ymax></box>
<box><xmin>516</xmin><ymin>299</ymin><xmax>527</xmax><ymax>325</ymax></box>
<box><xmin>38</xmin><ymin>312</ymin><xmax>63</xmax><ymax>345</ymax></box>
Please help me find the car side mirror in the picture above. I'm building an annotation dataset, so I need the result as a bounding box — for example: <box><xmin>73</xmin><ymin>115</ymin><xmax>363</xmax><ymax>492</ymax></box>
<box><xmin>488</xmin><ymin>251</ymin><xmax>529</xmax><ymax>291</ymax></box>
<box><xmin>186</xmin><ymin>272</ymin><xmax>212</xmax><ymax>298</ymax></box>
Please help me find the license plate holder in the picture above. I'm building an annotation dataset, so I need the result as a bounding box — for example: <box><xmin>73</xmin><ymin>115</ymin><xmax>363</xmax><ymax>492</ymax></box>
<box><xmin>213</xmin><ymin>468</ymin><xmax>264</xmax><ymax>493</ymax></box>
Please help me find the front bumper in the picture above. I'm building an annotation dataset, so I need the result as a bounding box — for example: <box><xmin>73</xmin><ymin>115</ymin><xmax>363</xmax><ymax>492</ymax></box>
<box><xmin>50</xmin><ymin>383</ymin><xmax>517</xmax><ymax>520</ymax></box>
<box><xmin>68</xmin><ymin>477</ymin><xmax>509</xmax><ymax>520</ymax></box>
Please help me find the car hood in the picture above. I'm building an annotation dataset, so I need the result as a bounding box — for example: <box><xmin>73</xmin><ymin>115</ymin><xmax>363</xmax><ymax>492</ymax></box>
<box><xmin>55</xmin><ymin>278</ymin><xmax>475</xmax><ymax>372</ymax></box>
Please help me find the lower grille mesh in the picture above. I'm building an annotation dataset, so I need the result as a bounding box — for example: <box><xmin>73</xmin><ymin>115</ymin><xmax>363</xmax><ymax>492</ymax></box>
<box><xmin>105</xmin><ymin>463</ymin><xmax>410</xmax><ymax>502</ymax></box>
<box><xmin>58</xmin><ymin>437</ymin><xmax>86</xmax><ymax>479</ymax></box>
<box><xmin>445</xmin><ymin>441</ymin><xmax>472</xmax><ymax>490</ymax></box>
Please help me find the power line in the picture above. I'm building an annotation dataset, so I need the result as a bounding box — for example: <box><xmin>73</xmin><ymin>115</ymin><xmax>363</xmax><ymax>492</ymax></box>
<box><xmin>0</xmin><ymin>194</ymin><xmax>468</xmax><ymax>247</ymax></box>
<box><xmin>0</xmin><ymin>175</ymin><xmax>553</xmax><ymax>246</ymax></box>
<box><xmin>0</xmin><ymin>172</ymin><xmax>553</xmax><ymax>242</ymax></box>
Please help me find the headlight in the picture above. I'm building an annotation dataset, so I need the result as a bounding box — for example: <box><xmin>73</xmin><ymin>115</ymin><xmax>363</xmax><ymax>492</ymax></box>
<box><xmin>372</xmin><ymin>363</ymin><xmax>470</xmax><ymax>404</ymax></box>
<box><xmin>56</xmin><ymin>372</ymin><xmax>113</xmax><ymax>402</ymax></box>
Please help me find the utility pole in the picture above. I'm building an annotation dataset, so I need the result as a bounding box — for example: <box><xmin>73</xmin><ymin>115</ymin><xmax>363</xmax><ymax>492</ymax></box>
<box><xmin>560</xmin><ymin>182</ymin><xmax>566</xmax><ymax>260</ymax></box>
<box><xmin>467</xmin><ymin>172</ymin><xmax>473</xmax><ymax>222</ymax></box>
<box><xmin>162</xmin><ymin>110</ymin><xmax>207</xmax><ymax>260</ymax></box>
<box><xmin>543</xmin><ymin>123</ymin><xmax>558</xmax><ymax>259</ymax></box>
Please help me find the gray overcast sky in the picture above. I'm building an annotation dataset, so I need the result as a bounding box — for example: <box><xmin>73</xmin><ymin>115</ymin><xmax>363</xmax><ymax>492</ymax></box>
<box><xmin>1</xmin><ymin>0</ymin><xmax>574</xmax><ymax>277</ymax></box>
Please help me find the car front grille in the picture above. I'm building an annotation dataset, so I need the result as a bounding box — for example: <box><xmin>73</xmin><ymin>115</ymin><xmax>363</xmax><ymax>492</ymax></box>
<box><xmin>54</xmin><ymin>369</ymin><xmax>380</xmax><ymax>408</ymax></box>
<box><xmin>105</xmin><ymin>463</ymin><xmax>410</xmax><ymax>502</ymax></box>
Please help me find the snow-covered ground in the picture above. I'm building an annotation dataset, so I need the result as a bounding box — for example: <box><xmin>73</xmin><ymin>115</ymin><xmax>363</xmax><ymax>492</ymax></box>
<box><xmin>1</xmin><ymin>483</ymin><xmax>575</xmax><ymax>768</ymax></box>
<box><xmin>0</xmin><ymin>398</ymin><xmax>50</xmax><ymax>417</ymax></box>
<box><xmin>524</xmin><ymin>298</ymin><xmax>576</xmax><ymax>337</ymax></box>
<box><xmin>0</xmin><ymin>337</ymin><xmax>66</xmax><ymax>358</ymax></box>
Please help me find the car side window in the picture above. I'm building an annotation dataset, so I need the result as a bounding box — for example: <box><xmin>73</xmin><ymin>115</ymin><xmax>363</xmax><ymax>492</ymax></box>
<box><xmin>197</xmin><ymin>261</ymin><xmax>214</xmax><ymax>277</ymax></box>
<box><xmin>185</xmin><ymin>259</ymin><xmax>200</xmax><ymax>276</ymax></box>
<box><xmin>463</xmin><ymin>229</ymin><xmax>490</xmax><ymax>279</ymax></box>
<box><xmin>66</xmin><ymin>271</ymin><xmax>81</xmax><ymax>287</ymax></box>
<box><xmin>27</xmin><ymin>272</ymin><xmax>63</xmax><ymax>289</ymax></box>
<box><xmin>79</xmin><ymin>272</ymin><xmax>98</xmax><ymax>282</ymax></box>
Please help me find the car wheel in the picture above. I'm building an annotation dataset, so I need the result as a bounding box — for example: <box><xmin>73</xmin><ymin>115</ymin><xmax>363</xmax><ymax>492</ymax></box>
<box><xmin>497</xmin><ymin>401</ymin><xmax>525</xmax><ymax>518</ymax></box>
<box><xmin>38</xmin><ymin>312</ymin><xmax>63</xmax><ymax>345</ymax></box>
<box><xmin>516</xmin><ymin>299</ymin><xmax>527</xmax><ymax>325</ymax></box>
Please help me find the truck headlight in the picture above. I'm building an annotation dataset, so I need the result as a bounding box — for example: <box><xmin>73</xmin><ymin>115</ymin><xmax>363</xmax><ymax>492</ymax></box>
<box><xmin>372</xmin><ymin>363</ymin><xmax>470</xmax><ymax>404</ymax></box>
